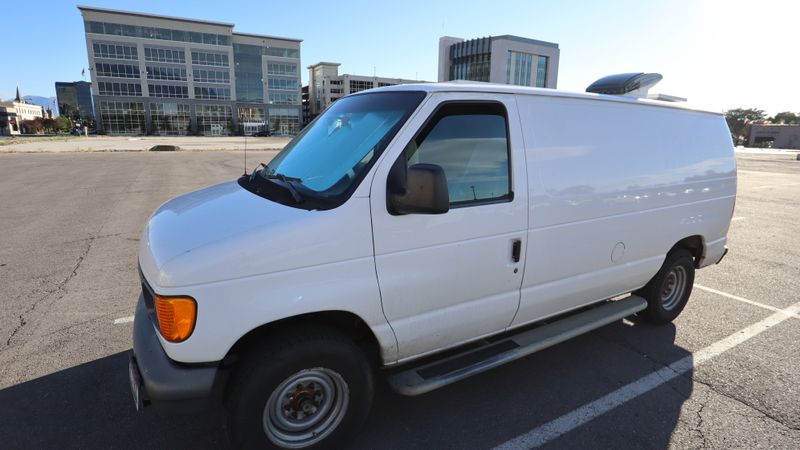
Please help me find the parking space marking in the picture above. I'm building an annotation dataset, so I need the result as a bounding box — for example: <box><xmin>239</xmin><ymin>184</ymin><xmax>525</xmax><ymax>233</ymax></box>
<box><xmin>694</xmin><ymin>284</ymin><xmax>800</xmax><ymax>319</ymax></box>
<box><xmin>752</xmin><ymin>182</ymin><xmax>800</xmax><ymax>190</ymax></box>
<box><xmin>493</xmin><ymin>300</ymin><xmax>800</xmax><ymax>450</ymax></box>
<box><xmin>113</xmin><ymin>316</ymin><xmax>134</xmax><ymax>324</ymax></box>
<box><xmin>731</xmin><ymin>216</ymin><xmax>746</xmax><ymax>221</ymax></box>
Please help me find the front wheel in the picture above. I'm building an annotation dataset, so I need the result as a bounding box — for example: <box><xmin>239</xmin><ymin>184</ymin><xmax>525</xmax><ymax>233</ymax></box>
<box><xmin>225</xmin><ymin>326</ymin><xmax>374</xmax><ymax>449</ymax></box>
<box><xmin>635</xmin><ymin>248</ymin><xmax>695</xmax><ymax>324</ymax></box>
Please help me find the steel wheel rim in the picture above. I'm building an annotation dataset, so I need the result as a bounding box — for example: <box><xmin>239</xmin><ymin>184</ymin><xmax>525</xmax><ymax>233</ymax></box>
<box><xmin>263</xmin><ymin>368</ymin><xmax>349</xmax><ymax>448</ymax></box>
<box><xmin>660</xmin><ymin>266</ymin><xmax>687</xmax><ymax>311</ymax></box>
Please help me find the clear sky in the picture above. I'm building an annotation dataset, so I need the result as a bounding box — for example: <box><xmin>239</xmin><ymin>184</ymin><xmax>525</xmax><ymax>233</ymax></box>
<box><xmin>3</xmin><ymin>0</ymin><xmax>797</xmax><ymax>115</ymax></box>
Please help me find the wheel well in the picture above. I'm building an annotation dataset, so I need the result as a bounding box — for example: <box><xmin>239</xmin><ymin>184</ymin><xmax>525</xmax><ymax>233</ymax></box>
<box><xmin>672</xmin><ymin>235</ymin><xmax>705</xmax><ymax>267</ymax></box>
<box><xmin>223</xmin><ymin>311</ymin><xmax>382</xmax><ymax>368</ymax></box>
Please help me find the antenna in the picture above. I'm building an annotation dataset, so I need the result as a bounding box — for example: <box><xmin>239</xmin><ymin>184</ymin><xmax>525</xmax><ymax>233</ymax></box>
<box><xmin>241</xmin><ymin>113</ymin><xmax>248</xmax><ymax>175</ymax></box>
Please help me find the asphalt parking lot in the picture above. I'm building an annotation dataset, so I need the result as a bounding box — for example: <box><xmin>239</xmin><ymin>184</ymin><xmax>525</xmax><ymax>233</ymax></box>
<box><xmin>0</xmin><ymin>150</ymin><xmax>798</xmax><ymax>449</ymax></box>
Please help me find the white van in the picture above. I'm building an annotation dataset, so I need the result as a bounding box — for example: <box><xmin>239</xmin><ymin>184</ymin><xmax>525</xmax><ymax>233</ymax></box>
<box><xmin>129</xmin><ymin>77</ymin><xmax>736</xmax><ymax>448</ymax></box>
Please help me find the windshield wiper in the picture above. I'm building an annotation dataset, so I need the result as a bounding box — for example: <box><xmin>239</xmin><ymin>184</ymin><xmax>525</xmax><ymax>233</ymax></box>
<box><xmin>266</xmin><ymin>172</ymin><xmax>304</xmax><ymax>203</ymax></box>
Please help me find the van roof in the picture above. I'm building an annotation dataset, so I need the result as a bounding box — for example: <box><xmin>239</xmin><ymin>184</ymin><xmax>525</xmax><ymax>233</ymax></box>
<box><xmin>370</xmin><ymin>82</ymin><xmax>723</xmax><ymax>116</ymax></box>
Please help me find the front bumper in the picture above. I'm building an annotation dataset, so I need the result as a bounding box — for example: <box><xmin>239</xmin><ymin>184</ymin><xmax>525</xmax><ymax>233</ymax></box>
<box><xmin>130</xmin><ymin>293</ymin><xmax>218</xmax><ymax>410</ymax></box>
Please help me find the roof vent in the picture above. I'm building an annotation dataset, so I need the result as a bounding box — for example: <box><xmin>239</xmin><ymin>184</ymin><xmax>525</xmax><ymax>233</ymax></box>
<box><xmin>586</xmin><ymin>73</ymin><xmax>663</xmax><ymax>97</ymax></box>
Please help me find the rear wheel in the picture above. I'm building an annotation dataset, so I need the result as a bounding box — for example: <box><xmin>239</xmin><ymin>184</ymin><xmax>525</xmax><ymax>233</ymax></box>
<box><xmin>636</xmin><ymin>248</ymin><xmax>695</xmax><ymax>324</ymax></box>
<box><xmin>225</xmin><ymin>326</ymin><xmax>373</xmax><ymax>449</ymax></box>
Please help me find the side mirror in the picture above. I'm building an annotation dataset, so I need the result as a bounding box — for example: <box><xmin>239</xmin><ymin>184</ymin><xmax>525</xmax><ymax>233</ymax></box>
<box><xmin>387</xmin><ymin>163</ymin><xmax>450</xmax><ymax>215</ymax></box>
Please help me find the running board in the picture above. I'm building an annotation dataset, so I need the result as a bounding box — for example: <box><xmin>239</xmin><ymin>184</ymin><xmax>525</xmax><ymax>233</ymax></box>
<box><xmin>387</xmin><ymin>296</ymin><xmax>647</xmax><ymax>396</ymax></box>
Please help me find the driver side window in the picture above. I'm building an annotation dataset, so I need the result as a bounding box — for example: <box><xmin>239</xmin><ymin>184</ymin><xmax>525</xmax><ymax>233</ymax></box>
<box><xmin>404</xmin><ymin>102</ymin><xmax>511</xmax><ymax>206</ymax></box>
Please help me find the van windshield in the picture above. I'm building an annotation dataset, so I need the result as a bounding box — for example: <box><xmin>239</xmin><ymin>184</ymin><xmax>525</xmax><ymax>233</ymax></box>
<box><xmin>252</xmin><ymin>91</ymin><xmax>426</xmax><ymax>209</ymax></box>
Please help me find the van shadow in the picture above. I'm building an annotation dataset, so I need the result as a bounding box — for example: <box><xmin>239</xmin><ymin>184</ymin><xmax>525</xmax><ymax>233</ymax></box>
<box><xmin>0</xmin><ymin>351</ymin><xmax>227</xmax><ymax>449</ymax></box>
<box><xmin>353</xmin><ymin>318</ymin><xmax>693</xmax><ymax>449</ymax></box>
<box><xmin>0</xmin><ymin>320</ymin><xmax>692</xmax><ymax>449</ymax></box>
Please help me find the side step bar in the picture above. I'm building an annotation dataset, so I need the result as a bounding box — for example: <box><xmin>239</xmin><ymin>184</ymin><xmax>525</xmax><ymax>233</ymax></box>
<box><xmin>387</xmin><ymin>295</ymin><xmax>648</xmax><ymax>396</ymax></box>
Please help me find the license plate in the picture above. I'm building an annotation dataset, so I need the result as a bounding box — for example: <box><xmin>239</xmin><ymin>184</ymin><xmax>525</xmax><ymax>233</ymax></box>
<box><xmin>128</xmin><ymin>357</ymin><xmax>143</xmax><ymax>411</ymax></box>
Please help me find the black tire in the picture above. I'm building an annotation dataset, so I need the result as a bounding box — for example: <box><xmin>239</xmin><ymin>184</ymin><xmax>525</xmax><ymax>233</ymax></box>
<box><xmin>635</xmin><ymin>248</ymin><xmax>695</xmax><ymax>324</ymax></box>
<box><xmin>225</xmin><ymin>326</ymin><xmax>374</xmax><ymax>449</ymax></box>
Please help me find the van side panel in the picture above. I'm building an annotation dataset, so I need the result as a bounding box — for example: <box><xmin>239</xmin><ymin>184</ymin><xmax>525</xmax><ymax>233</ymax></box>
<box><xmin>512</xmin><ymin>95</ymin><xmax>735</xmax><ymax>326</ymax></box>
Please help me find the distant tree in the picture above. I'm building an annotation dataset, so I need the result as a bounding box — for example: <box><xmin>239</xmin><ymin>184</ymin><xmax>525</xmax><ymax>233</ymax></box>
<box><xmin>724</xmin><ymin>108</ymin><xmax>766</xmax><ymax>145</ymax></box>
<box><xmin>42</xmin><ymin>118</ymin><xmax>57</xmax><ymax>133</ymax></box>
<box><xmin>54</xmin><ymin>116</ymin><xmax>72</xmax><ymax>133</ymax></box>
<box><xmin>770</xmin><ymin>111</ymin><xmax>800</xmax><ymax>125</ymax></box>
<box><xmin>59</xmin><ymin>103</ymin><xmax>83</xmax><ymax>122</ymax></box>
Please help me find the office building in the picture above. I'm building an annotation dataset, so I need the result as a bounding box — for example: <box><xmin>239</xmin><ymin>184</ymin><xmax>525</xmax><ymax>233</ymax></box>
<box><xmin>55</xmin><ymin>81</ymin><xmax>95</xmax><ymax>121</ymax></box>
<box><xmin>306</xmin><ymin>62</ymin><xmax>428</xmax><ymax>117</ymax></box>
<box><xmin>438</xmin><ymin>35</ymin><xmax>559</xmax><ymax>88</ymax></box>
<box><xmin>78</xmin><ymin>6</ymin><xmax>302</xmax><ymax>136</ymax></box>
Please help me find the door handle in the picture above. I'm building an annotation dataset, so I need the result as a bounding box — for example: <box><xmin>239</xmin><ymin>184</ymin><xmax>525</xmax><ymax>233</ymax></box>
<box><xmin>511</xmin><ymin>239</ymin><xmax>522</xmax><ymax>263</ymax></box>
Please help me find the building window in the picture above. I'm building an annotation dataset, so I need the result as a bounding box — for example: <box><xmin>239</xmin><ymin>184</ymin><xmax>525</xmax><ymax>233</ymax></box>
<box><xmin>193</xmin><ymin>68</ymin><xmax>230</xmax><ymax>84</ymax></box>
<box><xmin>238</xmin><ymin>107</ymin><xmax>266</xmax><ymax>135</ymax></box>
<box><xmin>329</xmin><ymin>88</ymin><xmax>343</xmax><ymax>94</ymax></box>
<box><xmin>191</xmin><ymin>51</ymin><xmax>229</xmax><ymax>67</ymax></box>
<box><xmin>196</xmin><ymin>104</ymin><xmax>232</xmax><ymax>136</ymax></box>
<box><xmin>536</xmin><ymin>55</ymin><xmax>548</xmax><ymax>88</ymax></box>
<box><xmin>150</xmin><ymin>103</ymin><xmax>191</xmax><ymax>135</ymax></box>
<box><xmin>148</xmin><ymin>84</ymin><xmax>189</xmax><ymax>98</ymax></box>
<box><xmin>268</xmin><ymin>78</ymin><xmax>298</xmax><ymax>91</ymax></box>
<box><xmin>348</xmin><ymin>80</ymin><xmax>373</xmax><ymax>93</ymax></box>
<box><xmin>449</xmin><ymin>38</ymin><xmax>492</xmax><ymax>82</ymax></box>
<box><xmin>85</xmin><ymin>21</ymin><xmax>229</xmax><ymax>46</ymax></box>
<box><xmin>99</xmin><ymin>101</ymin><xmax>145</xmax><ymax>135</ymax></box>
<box><xmin>95</xmin><ymin>63</ymin><xmax>140</xmax><ymax>79</ymax></box>
<box><xmin>233</xmin><ymin>43</ymin><xmax>265</xmax><ymax>103</ymax></box>
<box><xmin>268</xmin><ymin>92</ymin><xmax>299</xmax><ymax>105</ymax></box>
<box><xmin>194</xmin><ymin>86</ymin><xmax>231</xmax><ymax>100</ymax></box>
<box><xmin>144</xmin><ymin>47</ymin><xmax>186</xmax><ymax>64</ymax></box>
<box><xmin>267</xmin><ymin>62</ymin><xmax>298</xmax><ymax>76</ymax></box>
<box><xmin>92</xmin><ymin>42</ymin><xmax>138</xmax><ymax>60</ymax></box>
<box><xmin>263</xmin><ymin>47</ymin><xmax>299</xmax><ymax>59</ymax></box>
<box><xmin>505</xmin><ymin>51</ymin><xmax>534</xmax><ymax>86</ymax></box>
<box><xmin>146</xmin><ymin>66</ymin><xmax>187</xmax><ymax>81</ymax></box>
<box><xmin>97</xmin><ymin>81</ymin><xmax>142</xmax><ymax>97</ymax></box>
<box><xmin>268</xmin><ymin>107</ymin><xmax>300</xmax><ymax>135</ymax></box>
<box><xmin>377</xmin><ymin>82</ymin><xmax>396</xmax><ymax>87</ymax></box>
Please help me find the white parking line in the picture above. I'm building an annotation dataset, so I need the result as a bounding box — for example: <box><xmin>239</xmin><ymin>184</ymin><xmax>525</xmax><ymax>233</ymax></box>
<box><xmin>731</xmin><ymin>216</ymin><xmax>746</xmax><ymax>221</ymax></box>
<box><xmin>493</xmin><ymin>300</ymin><xmax>800</xmax><ymax>450</ymax></box>
<box><xmin>752</xmin><ymin>182</ymin><xmax>800</xmax><ymax>190</ymax></box>
<box><xmin>113</xmin><ymin>316</ymin><xmax>134</xmax><ymax>324</ymax></box>
<box><xmin>694</xmin><ymin>284</ymin><xmax>800</xmax><ymax>319</ymax></box>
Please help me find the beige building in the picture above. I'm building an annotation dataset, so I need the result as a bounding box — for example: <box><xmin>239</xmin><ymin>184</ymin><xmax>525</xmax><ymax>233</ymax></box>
<box><xmin>78</xmin><ymin>6</ymin><xmax>302</xmax><ymax>136</ymax></box>
<box><xmin>0</xmin><ymin>88</ymin><xmax>44</xmax><ymax>135</ymax></box>
<box><xmin>307</xmin><ymin>62</ymin><xmax>428</xmax><ymax>116</ymax></box>
<box><xmin>748</xmin><ymin>124</ymin><xmax>800</xmax><ymax>149</ymax></box>
<box><xmin>438</xmin><ymin>35</ymin><xmax>559</xmax><ymax>88</ymax></box>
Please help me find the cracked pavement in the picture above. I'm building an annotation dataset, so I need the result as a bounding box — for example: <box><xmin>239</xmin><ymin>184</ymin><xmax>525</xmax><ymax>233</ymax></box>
<box><xmin>0</xmin><ymin>151</ymin><xmax>799</xmax><ymax>449</ymax></box>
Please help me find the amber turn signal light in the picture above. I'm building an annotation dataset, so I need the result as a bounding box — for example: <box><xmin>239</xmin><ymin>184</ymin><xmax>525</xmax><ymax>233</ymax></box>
<box><xmin>154</xmin><ymin>295</ymin><xmax>197</xmax><ymax>343</ymax></box>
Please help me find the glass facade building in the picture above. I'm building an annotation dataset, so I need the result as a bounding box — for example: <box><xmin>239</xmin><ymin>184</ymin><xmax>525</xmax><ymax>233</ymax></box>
<box><xmin>150</xmin><ymin>103</ymin><xmax>191</xmax><ymax>135</ymax></box>
<box><xmin>438</xmin><ymin>35</ymin><xmax>559</xmax><ymax>89</ymax></box>
<box><xmin>79</xmin><ymin>6</ymin><xmax>301</xmax><ymax>136</ymax></box>
<box><xmin>448</xmin><ymin>37</ymin><xmax>492</xmax><ymax>82</ymax></box>
<box><xmin>55</xmin><ymin>81</ymin><xmax>95</xmax><ymax>121</ymax></box>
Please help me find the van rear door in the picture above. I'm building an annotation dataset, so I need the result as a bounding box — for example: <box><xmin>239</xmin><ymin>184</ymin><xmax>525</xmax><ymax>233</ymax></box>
<box><xmin>369</xmin><ymin>93</ymin><xmax>528</xmax><ymax>362</ymax></box>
